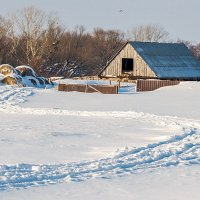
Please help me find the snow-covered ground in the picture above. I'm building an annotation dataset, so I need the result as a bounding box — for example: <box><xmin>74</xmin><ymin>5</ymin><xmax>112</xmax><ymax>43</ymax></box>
<box><xmin>1</xmin><ymin>81</ymin><xmax>200</xmax><ymax>199</ymax></box>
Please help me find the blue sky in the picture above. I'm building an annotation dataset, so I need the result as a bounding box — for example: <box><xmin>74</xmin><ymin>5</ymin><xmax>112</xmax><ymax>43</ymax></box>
<box><xmin>0</xmin><ymin>0</ymin><xmax>199</xmax><ymax>42</ymax></box>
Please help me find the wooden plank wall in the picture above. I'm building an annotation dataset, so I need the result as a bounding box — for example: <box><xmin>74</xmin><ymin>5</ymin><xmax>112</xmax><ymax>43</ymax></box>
<box><xmin>137</xmin><ymin>80</ymin><xmax>180</xmax><ymax>92</ymax></box>
<box><xmin>58</xmin><ymin>84</ymin><xmax>118</xmax><ymax>94</ymax></box>
<box><xmin>101</xmin><ymin>43</ymin><xmax>134</xmax><ymax>76</ymax></box>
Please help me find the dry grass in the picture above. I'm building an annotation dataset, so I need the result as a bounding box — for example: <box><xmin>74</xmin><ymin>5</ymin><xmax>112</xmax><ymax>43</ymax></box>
<box><xmin>0</xmin><ymin>64</ymin><xmax>14</xmax><ymax>76</ymax></box>
<box><xmin>1</xmin><ymin>76</ymin><xmax>18</xmax><ymax>85</ymax></box>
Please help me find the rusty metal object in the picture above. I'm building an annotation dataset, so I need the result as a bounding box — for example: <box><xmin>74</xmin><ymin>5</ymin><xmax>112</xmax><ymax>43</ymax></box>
<box><xmin>137</xmin><ymin>79</ymin><xmax>180</xmax><ymax>92</ymax></box>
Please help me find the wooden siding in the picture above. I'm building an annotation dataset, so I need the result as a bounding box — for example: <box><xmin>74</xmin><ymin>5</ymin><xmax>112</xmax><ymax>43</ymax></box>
<box><xmin>101</xmin><ymin>43</ymin><xmax>157</xmax><ymax>78</ymax></box>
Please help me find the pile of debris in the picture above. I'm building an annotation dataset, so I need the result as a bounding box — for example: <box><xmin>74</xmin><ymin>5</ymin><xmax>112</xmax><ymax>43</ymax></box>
<box><xmin>0</xmin><ymin>64</ymin><xmax>52</xmax><ymax>87</ymax></box>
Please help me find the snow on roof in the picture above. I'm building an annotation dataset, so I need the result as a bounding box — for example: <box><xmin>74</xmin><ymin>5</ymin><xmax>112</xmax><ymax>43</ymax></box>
<box><xmin>130</xmin><ymin>41</ymin><xmax>200</xmax><ymax>79</ymax></box>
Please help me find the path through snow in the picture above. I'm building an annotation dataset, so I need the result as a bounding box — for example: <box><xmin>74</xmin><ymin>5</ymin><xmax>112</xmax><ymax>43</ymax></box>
<box><xmin>0</xmin><ymin>86</ymin><xmax>200</xmax><ymax>191</ymax></box>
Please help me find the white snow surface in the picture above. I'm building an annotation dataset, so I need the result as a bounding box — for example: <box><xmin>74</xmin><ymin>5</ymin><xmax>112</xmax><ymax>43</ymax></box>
<box><xmin>1</xmin><ymin>82</ymin><xmax>200</xmax><ymax>199</ymax></box>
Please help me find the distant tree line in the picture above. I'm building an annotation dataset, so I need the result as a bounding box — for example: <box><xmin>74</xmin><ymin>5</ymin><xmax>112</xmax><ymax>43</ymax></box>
<box><xmin>0</xmin><ymin>6</ymin><xmax>125</xmax><ymax>77</ymax></box>
<box><xmin>0</xmin><ymin>6</ymin><xmax>200</xmax><ymax>77</ymax></box>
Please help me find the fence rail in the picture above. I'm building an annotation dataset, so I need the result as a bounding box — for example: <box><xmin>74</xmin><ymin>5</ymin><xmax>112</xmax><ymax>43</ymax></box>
<box><xmin>137</xmin><ymin>79</ymin><xmax>180</xmax><ymax>92</ymax></box>
<box><xmin>58</xmin><ymin>84</ymin><xmax>118</xmax><ymax>94</ymax></box>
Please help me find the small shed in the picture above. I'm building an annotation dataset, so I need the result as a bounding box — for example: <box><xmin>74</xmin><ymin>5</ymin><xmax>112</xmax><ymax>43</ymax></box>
<box><xmin>99</xmin><ymin>41</ymin><xmax>200</xmax><ymax>80</ymax></box>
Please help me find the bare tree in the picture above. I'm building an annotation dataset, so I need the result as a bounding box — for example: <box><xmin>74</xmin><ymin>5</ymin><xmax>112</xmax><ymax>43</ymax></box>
<box><xmin>42</xmin><ymin>27</ymin><xmax>125</xmax><ymax>77</ymax></box>
<box><xmin>130</xmin><ymin>24</ymin><xmax>169</xmax><ymax>42</ymax></box>
<box><xmin>175</xmin><ymin>40</ymin><xmax>200</xmax><ymax>61</ymax></box>
<box><xmin>42</xmin><ymin>26</ymin><xmax>91</xmax><ymax>77</ymax></box>
<box><xmin>92</xmin><ymin>28</ymin><xmax>125</xmax><ymax>68</ymax></box>
<box><xmin>9</xmin><ymin>6</ymin><xmax>63</xmax><ymax>71</ymax></box>
<box><xmin>0</xmin><ymin>16</ymin><xmax>11</xmax><ymax>64</ymax></box>
<box><xmin>189</xmin><ymin>43</ymin><xmax>200</xmax><ymax>61</ymax></box>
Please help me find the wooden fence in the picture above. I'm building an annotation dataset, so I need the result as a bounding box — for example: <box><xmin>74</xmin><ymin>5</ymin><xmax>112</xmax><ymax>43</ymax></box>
<box><xmin>137</xmin><ymin>79</ymin><xmax>180</xmax><ymax>92</ymax></box>
<box><xmin>58</xmin><ymin>84</ymin><xmax>118</xmax><ymax>94</ymax></box>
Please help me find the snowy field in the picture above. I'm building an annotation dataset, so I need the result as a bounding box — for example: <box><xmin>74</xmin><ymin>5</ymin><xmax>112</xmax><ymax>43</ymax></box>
<box><xmin>1</xmin><ymin>81</ymin><xmax>200</xmax><ymax>199</ymax></box>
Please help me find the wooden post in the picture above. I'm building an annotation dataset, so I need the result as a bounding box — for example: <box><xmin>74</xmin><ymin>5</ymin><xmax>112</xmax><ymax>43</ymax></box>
<box><xmin>85</xmin><ymin>79</ymin><xmax>88</xmax><ymax>93</ymax></box>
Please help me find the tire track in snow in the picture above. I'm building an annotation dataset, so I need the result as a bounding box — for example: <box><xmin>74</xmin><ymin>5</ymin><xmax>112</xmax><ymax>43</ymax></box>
<box><xmin>0</xmin><ymin>86</ymin><xmax>33</xmax><ymax>108</ymax></box>
<box><xmin>0</xmin><ymin>126</ymin><xmax>200</xmax><ymax>191</ymax></box>
<box><xmin>0</xmin><ymin>86</ymin><xmax>200</xmax><ymax>191</ymax></box>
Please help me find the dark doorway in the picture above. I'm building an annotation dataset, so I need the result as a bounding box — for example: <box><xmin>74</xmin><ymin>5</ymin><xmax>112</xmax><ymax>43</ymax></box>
<box><xmin>122</xmin><ymin>58</ymin><xmax>133</xmax><ymax>72</ymax></box>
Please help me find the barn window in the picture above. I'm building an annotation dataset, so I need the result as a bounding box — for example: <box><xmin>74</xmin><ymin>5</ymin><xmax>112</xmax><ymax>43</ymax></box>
<box><xmin>122</xmin><ymin>58</ymin><xmax>133</xmax><ymax>72</ymax></box>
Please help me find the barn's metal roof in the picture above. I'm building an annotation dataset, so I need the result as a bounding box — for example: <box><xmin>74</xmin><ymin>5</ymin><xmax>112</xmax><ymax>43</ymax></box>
<box><xmin>130</xmin><ymin>41</ymin><xmax>200</xmax><ymax>79</ymax></box>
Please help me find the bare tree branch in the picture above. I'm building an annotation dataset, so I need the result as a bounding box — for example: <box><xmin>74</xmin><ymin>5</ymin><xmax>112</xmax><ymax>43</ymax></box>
<box><xmin>130</xmin><ymin>24</ymin><xmax>169</xmax><ymax>42</ymax></box>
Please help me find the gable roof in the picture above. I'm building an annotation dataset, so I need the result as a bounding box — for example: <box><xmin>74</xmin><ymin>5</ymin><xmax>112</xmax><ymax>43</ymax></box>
<box><xmin>99</xmin><ymin>41</ymin><xmax>129</xmax><ymax>76</ymax></box>
<box><xmin>130</xmin><ymin>41</ymin><xmax>200</xmax><ymax>79</ymax></box>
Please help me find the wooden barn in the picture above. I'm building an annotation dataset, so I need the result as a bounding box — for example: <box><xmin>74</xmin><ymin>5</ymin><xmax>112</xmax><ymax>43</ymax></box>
<box><xmin>99</xmin><ymin>41</ymin><xmax>200</xmax><ymax>81</ymax></box>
